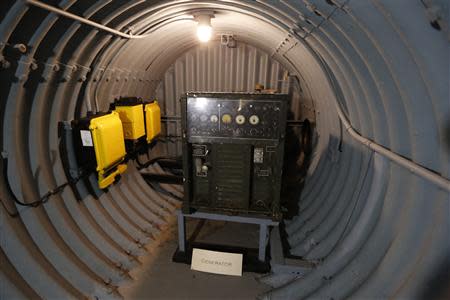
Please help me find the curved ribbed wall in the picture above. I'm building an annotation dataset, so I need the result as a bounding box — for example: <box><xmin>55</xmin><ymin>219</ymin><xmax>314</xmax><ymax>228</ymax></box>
<box><xmin>1</xmin><ymin>1</ymin><xmax>448</xmax><ymax>299</ymax></box>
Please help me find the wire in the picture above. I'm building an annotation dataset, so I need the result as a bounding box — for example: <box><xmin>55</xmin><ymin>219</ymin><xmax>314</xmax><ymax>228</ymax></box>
<box><xmin>0</xmin><ymin>197</ymin><xmax>20</xmax><ymax>218</ymax></box>
<box><xmin>156</xmin><ymin>136</ymin><xmax>182</xmax><ymax>144</ymax></box>
<box><xmin>1</xmin><ymin>157</ymin><xmax>87</xmax><ymax>218</ymax></box>
<box><xmin>145</xmin><ymin>180</ymin><xmax>183</xmax><ymax>202</ymax></box>
<box><xmin>3</xmin><ymin>158</ymin><xmax>45</xmax><ymax>208</ymax></box>
<box><xmin>137</xmin><ymin>156</ymin><xmax>180</xmax><ymax>170</ymax></box>
<box><xmin>320</xmin><ymin>150</ymin><xmax>374</xmax><ymax>261</ymax></box>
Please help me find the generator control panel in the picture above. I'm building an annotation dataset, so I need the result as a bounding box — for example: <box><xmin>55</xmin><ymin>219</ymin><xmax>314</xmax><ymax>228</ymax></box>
<box><xmin>181</xmin><ymin>92</ymin><xmax>289</xmax><ymax>220</ymax></box>
<box><xmin>187</xmin><ymin>97</ymin><xmax>284</xmax><ymax>140</ymax></box>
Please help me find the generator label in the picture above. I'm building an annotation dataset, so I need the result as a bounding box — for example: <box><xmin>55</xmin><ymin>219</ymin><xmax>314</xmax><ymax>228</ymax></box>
<box><xmin>191</xmin><ymin>248</ymin><xmax>242</xmax><ymax>276</ymax></box>
<box><xmin>80</xmin><ymin>130</ymin><xmax>93</xmax><ymax>147</ymax></box>
<box><xmin>254</xmin><ymin>148</ymin><xmax>264</xmax><ymax>163</ymax></box>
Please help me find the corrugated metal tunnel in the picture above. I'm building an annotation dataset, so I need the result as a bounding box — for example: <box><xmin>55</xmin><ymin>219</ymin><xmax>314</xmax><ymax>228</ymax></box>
<box><xmin>1</xmin><ymin>0</ymin><xmax>449</xmax><ymax>299</ymax></box>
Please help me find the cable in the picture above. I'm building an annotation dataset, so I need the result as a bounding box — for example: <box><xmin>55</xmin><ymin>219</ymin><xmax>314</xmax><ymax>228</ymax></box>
<box><xmin>145</xmin><ymin>180</ymin><xmax>183</xmax><ymax>202</ymax></box>
<box><xmin>156</xmin><ymin>136</ymin><xmax>182</xmax><ymax>144</ymax></box>
<box><xmin>156</xmin><ymin>138</ymin><xmax>177</xmax><ymax>144</ymax></box>
<box><xmin>3</xmin><ymin>157</ymin><xmax>45</xmax><ymax>208</ymax></box>
<box><xmin>319</xmin><ymin>150</ymin><xmax>374</xmax><ymax>261</ymax></box>
<box><xmin>1</xmin><ymin>157</ymin><xmax>87</xmax><ymax>217</ymax></box>
<box><xmin>0</xmin><ymin>198</ymin><xmax>20</xmax><ymax>218</ymax></box>
<box><xmin>137</xmin><ymin>156</ymin><xmax>180</xmax><ymax>170</ymax></box>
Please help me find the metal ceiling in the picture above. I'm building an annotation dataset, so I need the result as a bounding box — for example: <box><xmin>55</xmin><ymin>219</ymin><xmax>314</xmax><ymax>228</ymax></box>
<box><xmin>0</xmin><ymin>0</ymin><xmax>448</xmax><ymax>299</ymax></box>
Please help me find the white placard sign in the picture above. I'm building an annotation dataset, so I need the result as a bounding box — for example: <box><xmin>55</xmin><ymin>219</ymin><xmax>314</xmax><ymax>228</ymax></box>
<box><xmin>191</xmin><ymin>248</ymin><xmax>243</xmax><ymax>276</ymax></box>
<box><xmin>80</xmin><ymin>130</ymin><xmax>93</xmax><ymax>147</ymax></box>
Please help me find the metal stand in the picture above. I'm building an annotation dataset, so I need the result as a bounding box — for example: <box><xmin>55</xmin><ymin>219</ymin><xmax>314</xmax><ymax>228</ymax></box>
<box><xmin>176</xmin><ymin>210</ymin><xmax>279</xmax><ymax>262</ymax></box>
<box><xmin>270</xmin><ymin>225</ymin><xmax>315</xmax><ymax>275</ymax></box>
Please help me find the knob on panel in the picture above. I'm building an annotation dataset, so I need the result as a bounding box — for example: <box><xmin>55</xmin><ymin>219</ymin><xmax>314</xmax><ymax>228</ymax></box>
<box><xmin>235</xmin><ymin>114</ymin><xmax>246</xmax><ymax>125</ymax></box>
<box><xmin>249</xmin><ymin>115</ymin><xmax>260</xmax><ymax>125</ymax></box>
<box><xmin>210</xmin><ymin>114</ymin><xmax>218</xmax><ymax>123</ymax></box>
<box><xmin>222</xmin><ymin>114</ymin><xmax>232</xmax><ymax>124</ymax></box>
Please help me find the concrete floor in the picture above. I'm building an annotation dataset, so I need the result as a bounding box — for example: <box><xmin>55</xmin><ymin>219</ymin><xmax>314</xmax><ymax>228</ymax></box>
<box><xmin>121</xmin><ymin>219</ymin><xmax>271</xmax><ymax>300</ymax></box>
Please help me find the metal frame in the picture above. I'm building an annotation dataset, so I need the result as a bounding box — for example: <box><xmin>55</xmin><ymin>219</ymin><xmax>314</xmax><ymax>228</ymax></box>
<box><xmin>176</xmin><ymin>210</ymin><xmax>278</xmax><ymax>262</ymax></box>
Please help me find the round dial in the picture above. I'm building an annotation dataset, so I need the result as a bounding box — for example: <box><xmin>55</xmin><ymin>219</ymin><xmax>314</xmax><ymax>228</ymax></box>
<box><xmin>210</xmin><ymin>114</ymin><xmax>218</xmax><ymax>123</ymax></box>
<box><xmin>222</xmin><ymin>114</ymin><xmax>232</xmax><ymax>124</ymax></box>
<box><xmin>190</xmin><ymin>113</ymin><xmax>198</xmax><ymax>121</ymax></box>
<box><xmin>235</xmin><ymin>114</ymin><xmax>246</xmax><ymax>125</ymax></box>
<box><xmin>200</xmin><ymin>115</ymin><xmax>208</xmax><ymax>122</ymax></box>
<box><xmin>249</xmin><ymin>115</ymin><xmax>260</xmax><ymax>125</ymax></box>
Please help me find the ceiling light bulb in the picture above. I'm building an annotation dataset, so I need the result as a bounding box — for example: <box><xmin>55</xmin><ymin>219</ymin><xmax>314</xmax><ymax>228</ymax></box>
<box><xmin>195</xmin><ymin>13</ymin><xmax>213</xmax><ymax>43</ymax></box>
<box><xmin>197</xmin><ymin>24</ymin><xmax>212</xmax><ymax>42</ymax></box>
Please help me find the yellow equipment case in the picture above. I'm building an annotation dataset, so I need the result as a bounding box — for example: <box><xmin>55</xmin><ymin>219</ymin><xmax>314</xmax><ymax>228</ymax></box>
<box><xmin>144</xmin><ymin>101</ymin><xmax>161</xmax><ymax>143</ymax></box>
<box><xmin>72</xmin><ymin>111</ymin><xmax>127</xmax><ymax>189</ymax></box>
<box><xmin>114</xmin><ymin>101</ymin><xmax>146</xmax><ymax>141</ymax></box>
<box><xmin>112</xmin><ymin>97</ymin><xmax>161</xmax><ymax>146</ymax></box>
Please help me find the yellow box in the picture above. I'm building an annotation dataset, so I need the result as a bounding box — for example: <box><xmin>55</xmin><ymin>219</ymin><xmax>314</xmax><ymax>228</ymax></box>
<box><xmin>89</xmin><ymin>112</ymin><xmax>126</xmax><ymax>172</ymax></box>
<box><xmin>144</xmin><ymin>101</ymin><xmax>161</xmax><ymax>143</ymax></box>
<box><xmin>98</xmin><ymin>163</ymin><xmax>127</xmax><ymax>189</ymax></box>
<box><xmin>115</xmin><ymin>104</ymin><xmax>146</xmax><ymax>140</ymax></box>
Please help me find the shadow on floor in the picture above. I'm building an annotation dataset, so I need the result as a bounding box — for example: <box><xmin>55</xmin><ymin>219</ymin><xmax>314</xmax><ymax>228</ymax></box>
<box><xmin>120</xmin><ymin>220</ymin><xmax>271</xmax><ymax>300</ymax></box>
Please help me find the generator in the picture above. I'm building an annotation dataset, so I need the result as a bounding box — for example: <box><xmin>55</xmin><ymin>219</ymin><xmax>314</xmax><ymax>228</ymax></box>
<box><xmin>181</xmin><ymin>92</ymin><xmax>289</xmax><ymax>220</ymax></box>
<box><xmin>71</xmin><ymin>111</ymin><xmax>127</xmax><ymax>189</ymax></box>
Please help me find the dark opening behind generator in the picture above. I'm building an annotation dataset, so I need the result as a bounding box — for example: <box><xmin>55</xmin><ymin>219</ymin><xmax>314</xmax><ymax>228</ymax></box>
<box><xmin>181</xmin><ymin>92</ymin><xmax>289</xmax><ymax>220</ymax></box>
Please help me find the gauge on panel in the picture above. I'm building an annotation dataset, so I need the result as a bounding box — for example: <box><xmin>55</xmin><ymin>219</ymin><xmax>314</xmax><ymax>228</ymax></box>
<box><xmin>210</xmin><ymin>114</ymin><xmax>218</xmax><ymax>123</ymax></box>
<box><xmin>222</xmin><ymin>114</ymin><xmax>232</xmax><ymax>124</ymax></box>
<box><xmin>249</xmin><ymin>115</ymin><xmax>260</xmax><ymax>125</ymax></box>
<box><xmin>235</xmin><ymin>114</ymin><xmax>246</xmax><ymax>125</ymax></box>
<box><xmin>190</xmin><ymin>113</ymin><xmax>198</xmax><ymax>121</ymax></box>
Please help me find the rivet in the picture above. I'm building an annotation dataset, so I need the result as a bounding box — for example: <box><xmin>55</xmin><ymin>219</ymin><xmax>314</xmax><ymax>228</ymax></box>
<box><xmin>13</xmin><ymin>43</ymin><xmax>27</xmax><ymax>53</ymax></box>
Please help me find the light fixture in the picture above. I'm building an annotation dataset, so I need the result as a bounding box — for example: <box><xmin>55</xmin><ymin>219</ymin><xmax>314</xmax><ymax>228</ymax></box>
<box><xmin>194</xmin><ymin>12</ymin><xmax>214</xmax><ymax>43</ymax></box>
